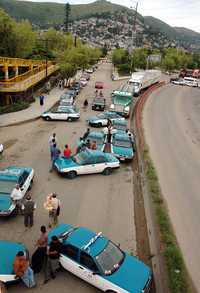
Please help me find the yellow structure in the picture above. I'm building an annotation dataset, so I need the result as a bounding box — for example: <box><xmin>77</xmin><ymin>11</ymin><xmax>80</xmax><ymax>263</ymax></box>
<box><xmin>0</xmin><ymin>57</ymin><xmax>59</xmax><ymax>93</ymax></box>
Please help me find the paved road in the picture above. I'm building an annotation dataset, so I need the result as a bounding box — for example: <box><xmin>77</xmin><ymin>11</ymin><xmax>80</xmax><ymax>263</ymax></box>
<box><xmin>143</xmin><ymin>84</ymin><xmax>200</xmax><ymax>291</ymax></box>
<box><xmin>0</xmin><ymin>63</ymin><xmax>136</xmax><ymax>292</ymax></box>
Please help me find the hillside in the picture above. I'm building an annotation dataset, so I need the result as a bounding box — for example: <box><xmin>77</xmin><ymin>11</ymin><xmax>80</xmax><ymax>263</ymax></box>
<box><xmin>0</xmin><ymin>0</ymin><xmax>200</xmax><ymax>50</ymax></box>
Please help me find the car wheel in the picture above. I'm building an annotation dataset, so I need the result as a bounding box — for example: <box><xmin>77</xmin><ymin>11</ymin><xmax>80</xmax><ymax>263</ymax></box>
<box><xmin>102</xmin><ymin>167</ymin><xmax>112</xmax><ymax>175</ymax></box>
<box><xmin>97</xmin><ymin>122</ymin><xmax>102</xmax><ymax>127</ymax></box>
<box><xmin>67</xmin><ymin>171</ymin><xmax>77</xmax><ymax>179</ymax></box>
<box><xmin>106</xmin><ymin>291</ymin><xmax>117</xmax><ymax>293</ymax></box>
<box><xmin>45</xmin><ymin>116</ymin><xmax>51</xmax><ymax>121</ymax></box>
<box><xmin>67</xmin><ymin>117</ymin><xmax>72</xmax><ymax>122</ymax></box>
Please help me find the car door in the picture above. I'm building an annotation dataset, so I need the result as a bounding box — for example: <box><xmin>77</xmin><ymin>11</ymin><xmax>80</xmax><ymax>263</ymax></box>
<box><xmin>95</xmin><ymin>155</ymin><xmax>107</xmax><ymax>172</ymax></box>
<box><xmin>56</xmin><ymin>110</ymin><xmax>69</xmax><ymax>120</ymax></box>
<box><xmin>77</xmin><ymin>251</ymin><xmax>106</xmax><ymax>291</ymax></box>
<box><xmin>59</xmin><ymin>244</ymin><xmax>80</xmax><ymax>276</ymax></box>
<box><xmin>80</xmin><ymin>157</ymin><xmax>99</xmax><ymax>174</ymax></box>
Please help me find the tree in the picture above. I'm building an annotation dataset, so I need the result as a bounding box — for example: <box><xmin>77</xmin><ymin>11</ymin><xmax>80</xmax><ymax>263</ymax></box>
<box><xmin>64</xmin><ymin>3</ymin><xmax>71</xmax><ymax>33</ymax></box>
<box><xmin>60</xmin><ymin>63</ymin><xmax>76</xmax><ymax>79</ymax></box>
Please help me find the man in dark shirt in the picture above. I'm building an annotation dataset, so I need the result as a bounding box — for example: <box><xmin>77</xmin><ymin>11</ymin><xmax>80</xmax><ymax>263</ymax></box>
<box><xmin>44</xmin><ymin>236</ymin><xmax>62</xmax><ymax>283</ymax></box>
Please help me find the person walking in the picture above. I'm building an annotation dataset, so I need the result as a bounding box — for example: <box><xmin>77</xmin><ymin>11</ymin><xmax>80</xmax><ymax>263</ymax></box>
<box><xmin>50</xmin><ymin>144</ymin><xmax>60</xmax><ymax>172</ymax></box>
<box><xmin>49</xmin><ymin>133</ymin><xmax>57</xmax><ymax>147</ymax></box>
<box><xmin>13</xmin><ymin>251</ymin><xmax>35</xmax><ymax>288</ymax></box>
<box><xmin>39</xmin><ymin>94</ymin><xmax>44</xmax><ymax>106</ymax></box>
<box><xmin>83</xmin><ymin>128</ymin><xmax>90</xmax><ymax>140</ymax></box>
<box><xmin>49</xmin><ymin>193</ymin><xmax>60</xmax><ymax>228</ymax></box>
<box><xmin>44</xmin><ymin>236</ymin><xmax>62</xmax><ymax>284</ymax></box>
<box><xmin>63</xmin><ymin>144</ymin><xmax>71</xmax><ymax>158</ymax></box>
<box><xmin>21</xmin><ymin>195</ymin><xmax>36</xmax><ymax>228</ymax></box>
<box><xmin>31</xmin><ymin>226</ymin><xmax>48</xmax><ymax>274</ymax></box>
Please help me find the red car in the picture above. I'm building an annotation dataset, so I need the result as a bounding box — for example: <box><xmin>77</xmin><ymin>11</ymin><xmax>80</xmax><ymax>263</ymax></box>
<box><xmin>95</xmin><ymin>81</ymin><xmax>104</xmax><ymax>89</ymax></box>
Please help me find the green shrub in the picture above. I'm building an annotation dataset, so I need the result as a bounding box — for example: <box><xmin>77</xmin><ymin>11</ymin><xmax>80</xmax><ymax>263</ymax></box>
<box><xmin>0</xmin><ymin>101</ymin><xmax>30</xmax><ymax>114</ymax></box>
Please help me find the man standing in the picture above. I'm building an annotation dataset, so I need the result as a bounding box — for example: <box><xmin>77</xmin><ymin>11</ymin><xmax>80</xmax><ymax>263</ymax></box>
<box><xmin>44</xmin><ymin>236</ymin><xmax>62</xmax><ymax>284</ymax></box>
<box><xmin>11</xmin><ymin>184</ymin><xmax>23</xmax><ymax>213</ymax></box>
<box><xmin>50</xmin><ymin>144</ymin><xmax>60</xmax><ymax>172</ymax></box>
<box><xmin>39</xmin><ymin>94</ymin><xmax>44</xmax><ymax>106</ymax></box>
<box><xmin>21</xmin><ymin>195</ymin><xmax>36</xmax><ymax>228</ymax></box>
<box><xmin>63</xmin><ymin>144</ymin><xmax>71</xmax><ymax>158</ymax></box>
<box><xmin>49</xmin><ymin>193</ymin><xmax>60</xmax><ymax>228</ymax></box>
<box><xmin>13</xmin><ymin>251</ymin><xmax>35</xmax><ymax>288</ymax></box>
<box><xmin>49</xmin><ymin>133</ymin><xmax>57</xmax><ymax>147</ymax></box>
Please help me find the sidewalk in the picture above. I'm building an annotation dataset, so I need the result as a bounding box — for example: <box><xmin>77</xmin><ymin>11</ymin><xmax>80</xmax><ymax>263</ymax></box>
<box><xmin>0</xmin><ymin>87</ymin><xmax>65</xmax><ymax>127</ymax></box>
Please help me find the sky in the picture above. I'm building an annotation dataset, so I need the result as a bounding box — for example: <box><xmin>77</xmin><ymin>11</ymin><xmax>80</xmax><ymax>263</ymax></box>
<box><xmin>24</xmin><ymin>0</ymin><xmax>200</xmax><ymax>32</ymax></box>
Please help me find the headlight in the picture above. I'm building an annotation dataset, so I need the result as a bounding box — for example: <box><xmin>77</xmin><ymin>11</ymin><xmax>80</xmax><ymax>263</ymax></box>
<box><xmin>124</xmin><ymin>106</ymin><xmax>130</xmax><ymax>112</ymax></box>
<box><xmin>110</xmin><ymin>104</ymin><xmax>114</xmax><ymax>109</ymax></box>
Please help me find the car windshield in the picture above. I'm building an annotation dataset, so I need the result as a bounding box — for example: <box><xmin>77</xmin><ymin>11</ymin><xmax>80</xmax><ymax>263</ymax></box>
<box><xmin>93</xmin><ymin>98</ymin><xmax>105</xmax><ymax>104</ymax></box>
<box><xmin>73</xmin><ymin>152</ymin><xmax>89</xmax><ymax>164</ymax></box>
<box><xmin>114</xmin><ymin>139</ymin><xmax>132</xmax><ymax>148</ymax></box>
<box><xmin>96</xmin><ymin>241</ymin><xmax>125</xmax><ymax>275</ymax></box>
<box><xmin>97</xmin><ymin>113</ymin><xmax>106</xmax><ymax>119</ymax></box>
<box><xmin>88</xmin><ymin>136</ymin><xmax>103</xmax><ymax>144</ymax></box>
<box><xmin>0</xmin><ymin>180</ymin><xmax>16</xmax><ymax>194</ymax></box>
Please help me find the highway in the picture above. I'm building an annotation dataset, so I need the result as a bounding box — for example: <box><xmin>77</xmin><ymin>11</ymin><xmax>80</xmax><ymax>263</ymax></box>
<box><xmin>143</xmin><ymin>84</ymin><xmax>200</xmax><ymax>291</ymax></box>
<box><xmin>0</xmin><ymin>63</ymin><xmax>137</xmax><ymax>292</ymax></box>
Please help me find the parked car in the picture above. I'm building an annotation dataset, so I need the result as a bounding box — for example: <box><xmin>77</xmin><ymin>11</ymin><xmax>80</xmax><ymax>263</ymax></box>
<box><xmin>65</xmin><ymin>90</ymin><xmax>77</xmax><ymax>98</ymax></box>
<box><xmin>92</xmin><ymin>97</ymin><xmax>106</xmax><ymax>111</ymax></box>
<box><xmin>82</xmin><ymin>73</ymin><xmax>90</xmax><ymax>81</ymax></box>
<box><xmin>60</xmin><ymin>93</ymin><xmax>75</xmax><ymax>104</ymax></box>
<box><xmin>95</xmin><ymin>82</ymin><xmax>104</xmax><ymax>89</ymax></box>
<box><xmin>42</xmin><ymin>106</ymin><xmax>80</xmax><ymax>121</ymax></box>
<box><xmin>54</xmin><ymin>149</ymin><xmax>120</xmax><ymax>178</ymax></box>
<box><xmin>59</xmin><ymin>99</ymin><xmax>74</xmax><ymax>107</ymax></box>
<box><xmin>48</xmin><ymin>224</ymin><xmax>152</xmax><ymax>293</ymax></box>
<box><xmin>111</xmin><ymin>133</ymin><xmax>135</xmax><ymax>161</ymax></box>
<box><xmin>80</xmin><ymin>78</ymin><xmax>88</xmax><ymax>87</ymax></box>
<box><xmin>87</xmin><ymin>111</ymin><xmax>125</xmax><ymax>127</ymax></box>
<box><xmin>0</xmin><ymin>166</ymin><xmax>34</xmax><ymax>216</ymax></box>
<box><xmin>85</xmin><ymin>68</ymin><xmax>93</xmax><ymax>74</ymax></box>
<box><xmin>78</xmin><ymin>131</ymin><xmax>106</xmax><ymax>152</ymax></box>
<box><xmin>0</xmin><ymin>240</ymin><xmax>28</xmax><ymax>283</ymax></box>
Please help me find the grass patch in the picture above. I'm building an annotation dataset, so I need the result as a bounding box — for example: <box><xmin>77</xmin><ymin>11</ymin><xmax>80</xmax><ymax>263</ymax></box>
<box><xmin>143</xmin><ymin>147</ymin><xmax>190</xmax><ymax>293</ymax></box>
<box><xmin>0</xmin><ymin>101</ymin><xmax>30</xmax><ymax>114</ymax></box>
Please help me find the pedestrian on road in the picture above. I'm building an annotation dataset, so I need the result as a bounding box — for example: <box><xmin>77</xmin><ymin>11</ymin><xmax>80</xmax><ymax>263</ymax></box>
<box><xmin>13</xmin><ymin>251</ymin><xmax>35</xmax><ymax>288</ymax></box>
<box><xmin>95</xmin><ymin>89</ymin><xmax>98</xmax><ymax>97</ymax></box>
<box><xmin>21</xmin><ymin>195</ymin><xmax>36</xmax><ymax>228</ymax></box>
<box><xmin>10</xmin><ymin>184</ymin><xmax>23</xmax><ymax>213</ymax></box>
<box><xmin>49</xmin><ymin>133</ymin><xmax>57</xmax><ymax>147</ymax></box>
<box><xmin>50</xmin><ymin>144</ymin><xmax>60</xmax><ymax>172</ymax></box>
<box><xmin>48</xmin><ymin>193</ymin><xmax>61</xmax><ymax>228</ymax></box>
<box><xmin>0</xmin><ymin>143</ymin><xmax>4</xmax><ymax>156</ymax></box>
<box><xmin>63</xmin><ymin>144</ymin><xmax>71</xmax><ymax>158</ymax></box>
<box><xmin>83</xmin><ymin>99</ymin><xmax>88</xmax><ymax>108</ymax></box>
<box><xmin>31</xmin><ymin>226</ymin><xmax>48</xmax><ymax>274</ymax></box>
<box><xmin>46</xmin><ymin>81</ymin><xmax>51</xmax><ymax>94</ymax></box>
<box><xmin>39</xmin><ymin>94</ymin><xmax>44</xmax><ymax>106</ymax></box>
<box><xmin>86</xmin><ymin>139</ymin><xmax>91</xmax><ymax>149</ymax></box>
<box><xmin>44</xmin><ymin>236</ymin><xmax>62</xmax><ymax>284</ymax></box>
<box><xmin>83</xmin><ymin>128</ymin><xmax>90</xmax><ymax>140</ymax></box>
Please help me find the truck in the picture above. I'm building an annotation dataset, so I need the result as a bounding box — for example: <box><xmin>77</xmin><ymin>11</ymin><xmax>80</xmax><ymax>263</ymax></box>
<box><xmin>129</xmin><ymin>70</ymin><xmax>161</xmax><ymax>96</ymax></box>
<box><xmin>110</xmin><ymin>84</ymin><xmax>134</xmax><ymax>118</ymax></box>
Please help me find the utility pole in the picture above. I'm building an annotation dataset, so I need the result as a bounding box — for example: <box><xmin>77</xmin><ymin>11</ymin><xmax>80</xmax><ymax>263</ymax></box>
<box><xmin>65</xmin><ymin>2</ymin><xmax>71</xmax><ymax>33</ymax></box>
<box><xmin>130</xmin><ymin>1</ymin><xmax>138</xmax><ymax>73</ymax></box>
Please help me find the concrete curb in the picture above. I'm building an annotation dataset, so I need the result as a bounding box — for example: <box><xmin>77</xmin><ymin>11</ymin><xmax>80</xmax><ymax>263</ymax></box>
<box><xmin>0</xmin><ymin>100</ymin><xmax>59</xmax><ymax>128</ymax></box>
<box><xmin>134</xmin><ymin>82</ymin><xmax>168</xmax><ymax>293</ymax></box>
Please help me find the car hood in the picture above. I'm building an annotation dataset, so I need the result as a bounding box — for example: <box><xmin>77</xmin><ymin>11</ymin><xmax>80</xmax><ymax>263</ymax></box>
<box><xmin>88</xmin><ymin>116</ymin><xmax>100</xmax><ymax>122</ymax></box>
<box><xmin>0</xmin><ymin>193</ymin><xmax>12</xmax><ymax>211</ymax></box>
<box><xmin>105</xmin><ymin>254</ymin><xmax>151</xmax><ymax>293</ymax></box>
<box><xmin>112</xmin><ymin>145</ymin><xmax>134</xmax><ymax>158</ymax></box>
<box><xmin>54</xmin><ymin>157</ymin><xmax>79</xmax><ymax>170</ymax></box>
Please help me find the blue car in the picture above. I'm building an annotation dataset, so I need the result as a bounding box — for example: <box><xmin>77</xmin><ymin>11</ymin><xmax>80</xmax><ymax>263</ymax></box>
<box><xmin>48</xmin><ymin>224</ymin><xmax>152</xmax><ymax>293</ymax></box>
<box><xmin>87</xmin><ymin>111</ymin><xmax>125</xmax><ymax>127</ymax></box>
<box><xmin>0</xmin><ymin>240</ymin><xmax>27</xmax><ymax>283</ymax></box>
<box><xmin>54</xmin><ymin>149</ymin><xmax>120</xmax><ymax>178</ymax></box>
<box><xmin>77</xmin><ymin>131</ymin><xmax>106</xmax><ymax>152</ymax></box>
<box><xmin>0</xmin><ymin>166</ymin><xmax>34</xmax><ymax>216</ymax></box>
<box><xmin>111</xmin><ymin>133</ymin><xmax>135</xmax><ymax>161</ymax></box>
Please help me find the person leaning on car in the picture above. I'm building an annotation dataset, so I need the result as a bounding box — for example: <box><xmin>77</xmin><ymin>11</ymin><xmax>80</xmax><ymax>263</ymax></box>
<box><xmin>10</xmin><ymin>184</ymin><xmax>23</xmax><ymax>212</ymax></box>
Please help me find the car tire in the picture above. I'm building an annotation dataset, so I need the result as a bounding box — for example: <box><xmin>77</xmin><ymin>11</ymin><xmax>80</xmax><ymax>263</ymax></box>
<box><xmin>97</xmin><ymin>122</ymin><xmax>102</xmax><ymax>127</ymax></box>
<box><xmin>67</xmin><ymin>171</ymin><xmax>77</xmax><ymax>179</ymax></box>
<box><xmin>102</xmin><ymin>168</ymin><xmax>112</xmax><ymax>175</ymax></box>
<box><xmin>45</xmin><ymin>116</ymin><xmax>51</xmax><ymax>121</ymax></box>
<box><xmin>106</xmin><ymin>291</ymin><xmax>117</xmax><ymax>293</ymax></box>
<box><xmin>67</xmin><ymin>117</ymin><xmax>72</xmax><ymax>122</ymax></box>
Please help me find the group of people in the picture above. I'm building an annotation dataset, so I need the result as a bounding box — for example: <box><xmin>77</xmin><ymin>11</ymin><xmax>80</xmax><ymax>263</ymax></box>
<box><xmin>95</xmin><ymin>89</ymin><xmax>104</xmax><ymax>97</ymax></box>
<box><xmin>13</xmin><ymin>226</ymin><xmax>64</xmax><ymax>288</ymax></box>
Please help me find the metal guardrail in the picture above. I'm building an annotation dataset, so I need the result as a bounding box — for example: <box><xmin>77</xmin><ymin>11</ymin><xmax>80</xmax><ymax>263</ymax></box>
<box><xmin>0</xmin><ymin>56</ymin><xmax>46</xmax><ymax>67</ymax></box>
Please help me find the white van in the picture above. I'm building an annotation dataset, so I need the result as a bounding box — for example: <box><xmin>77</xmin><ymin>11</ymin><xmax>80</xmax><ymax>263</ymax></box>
<box><xmin>183</xmin><ymin>77</ymin><xmax>198</xmax><ymax>87</ymax></box>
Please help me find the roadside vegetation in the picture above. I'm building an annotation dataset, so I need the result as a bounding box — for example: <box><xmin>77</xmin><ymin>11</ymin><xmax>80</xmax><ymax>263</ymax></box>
<box><xmin>112</xmin><ymin>47</ymin><xmax>200</xmax><ymax>75</ymax></box>
<box><xmin>143</xmin><ymin>148</ymin><xmax>191</xmax><ymax>293</ymax></box>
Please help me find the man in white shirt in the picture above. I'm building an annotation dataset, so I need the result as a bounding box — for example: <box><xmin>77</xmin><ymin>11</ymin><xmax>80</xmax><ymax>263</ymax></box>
<box><xmin>11</xmin><ymin>184</ymin><xmax>23</xmax><ymax>213</ymax></box>
<box><xmin>49</xmin><ymin>133</ymin><xmax>57</xmax><ymax>147</ymax></box>
<box><xmin>11</xmin><ymin>184</ymin><xmax>23</xmax><ymax>201</ymax></box>
<box><xmin>0</xmin><ymin>144</ymin><xmax>3</xmax><ymax>154</ymax></box>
